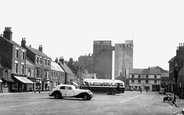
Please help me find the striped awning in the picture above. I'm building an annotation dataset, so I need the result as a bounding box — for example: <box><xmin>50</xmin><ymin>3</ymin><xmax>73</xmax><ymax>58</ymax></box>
<box><xmin>14</xmin><ymin>76</ymin><xmax>34</xmax><ymax>84</ymax></box>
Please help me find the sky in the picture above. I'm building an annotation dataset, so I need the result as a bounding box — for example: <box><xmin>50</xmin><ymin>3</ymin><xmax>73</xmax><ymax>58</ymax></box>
<box><xmin>1</xmin><ymin>0</ymin><xmax>184</xmax><ymax>71</ymax></box>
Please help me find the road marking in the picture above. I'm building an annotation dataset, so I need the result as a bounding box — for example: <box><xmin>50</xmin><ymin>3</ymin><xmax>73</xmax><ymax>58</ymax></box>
<box><xmin>120</xmin><ymin>94</ymin><xmax>142</xmax><ymax>103</ymax></box>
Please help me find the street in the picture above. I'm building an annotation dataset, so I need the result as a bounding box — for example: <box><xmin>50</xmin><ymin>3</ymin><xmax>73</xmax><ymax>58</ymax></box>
<box><xmin>0</xmin><ymin>91</ymin><xmax>183</xmax><ymax>115</ymax></box>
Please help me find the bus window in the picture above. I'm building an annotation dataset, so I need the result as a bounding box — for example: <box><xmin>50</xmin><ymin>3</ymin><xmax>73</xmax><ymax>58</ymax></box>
<box><xmin>94</xmin><ymin>82</ymin><xmax>100</xmax><ymax>86</ymax></box>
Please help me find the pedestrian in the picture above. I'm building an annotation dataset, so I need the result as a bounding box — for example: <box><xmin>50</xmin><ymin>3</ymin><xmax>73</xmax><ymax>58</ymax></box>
<box><xmin>171</xmin><ymin>94</ymin><xmax>178</xmax><ymax>107</ymax></box>
<box><xmin>146</xmin><ymin>88</ymin><xmax>149</xmax><ymax>93</ymax></box>
<box><xmin>139</xmin><ymin>87</ymin><xmax>142</xmax><ymax>93</ymax></box>
<box><xmin>116</xmin><ymin>83</ymin><xmax>120</xmax><ymax>93</ymax></box>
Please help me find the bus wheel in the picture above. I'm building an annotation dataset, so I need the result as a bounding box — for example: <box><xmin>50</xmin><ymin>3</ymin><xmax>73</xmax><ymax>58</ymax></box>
<box><xmin>110</xmin><ymin>90</ymin><xmax>116</xmax><ymax>95</ymax></box>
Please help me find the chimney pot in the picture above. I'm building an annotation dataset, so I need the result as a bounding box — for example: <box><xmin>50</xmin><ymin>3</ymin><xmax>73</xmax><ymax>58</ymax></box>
<box><xmin>3</xmin><ymin>27</ymin><xmax>13</xmax><ymax>40</ymax></box>
<box><xmin>38</xmin><ymin>45</ymin><xmax>43</xmax><ymax>52</ymax></box>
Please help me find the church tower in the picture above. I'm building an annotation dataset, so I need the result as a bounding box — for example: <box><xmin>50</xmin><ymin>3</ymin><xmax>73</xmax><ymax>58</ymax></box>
<box><xmin>93</xmin><ymin>40</ymin><xmax>113</xmax><ymax>79</ymax></box>
<box><xmin>114</xmin><ymin>40</ymin><xmax>133</xmax><ymax>79</ymax></box>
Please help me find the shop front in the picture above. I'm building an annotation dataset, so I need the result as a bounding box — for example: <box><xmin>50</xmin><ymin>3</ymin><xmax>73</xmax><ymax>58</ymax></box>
<box><xmin>13</xmin><ymin>76</ymin><xmax>34</xmax><ymax>92</ymax></box>
<box><xmin>2</xmin><ymin>76</ymin><xmax>14</xmax><ymax>92</ymax></box>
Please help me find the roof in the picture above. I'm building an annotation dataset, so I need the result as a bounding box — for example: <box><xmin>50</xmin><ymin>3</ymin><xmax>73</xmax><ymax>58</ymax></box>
<box><xmin>168</xmin><ymin>56</ymin><xmax>176</xmax><ymax>63</ymax></box>
<box><xmin>58</xmin><ymin>62</ymin><xmax>75</xmax><ymax>75</ymax></box>
<box><xmin>129</xmin><ymin>68</ymin><xmax>162</xmax><ymax>75</ymax></box>
<box><xmin>161</xmin><ymin>73</ymin><xmax>169</xmax><ymax>77</ymax></box>
<box><xmin>26</xmin><ymin>46</ymin><xmax>50</xmax><ymax>58</ymax></box>
<box><xmin>51</xmin><ymin>61</ymin><xmax>64</xmax><ymax>72</ymax></box>
<box><xmin>142</xmin><ymin>68</ymin><xmax>161</xmax><ymax>75</ymax></box>
<box><xmin>26</xmin><ymin>57</ymin><xmax>34</xmax><ymax>66</ymax></box>
<box><xmin>129</xmin><ymin>69</ymin><xmax>144</xmax><ymax>74</ymax></box>
<box><xmin>0</xmin><ymin>36</ymin><xmax>26</xmax><ymax>50</ymax></box>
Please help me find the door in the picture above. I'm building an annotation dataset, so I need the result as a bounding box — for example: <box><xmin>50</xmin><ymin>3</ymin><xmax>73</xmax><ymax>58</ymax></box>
<box><xmin>65</xmin><ymin>86</ymin><xmax>74</xmax><ymax>96</ymax></box>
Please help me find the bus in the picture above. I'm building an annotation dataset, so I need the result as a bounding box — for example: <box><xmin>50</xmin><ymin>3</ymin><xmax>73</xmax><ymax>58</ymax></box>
<box><xmin>81</xmin><ymin>79</ymin><xmax>125</xmax><ymax>94</ymax></box>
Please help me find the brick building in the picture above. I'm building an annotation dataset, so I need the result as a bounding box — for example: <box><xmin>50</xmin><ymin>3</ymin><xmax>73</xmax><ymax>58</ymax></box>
<box><xmin>169</xmin><ymin>43</ymin><xmax>184</xmax><ymax>97</ymax></box>
<box><xmin>128</xmin><ymin>67</ymin><xmax>168</xmax><ymax>91</ymax></box>
<box><xmin>50</xmin><ymin>61</ymin><xmax>65</xmax><ymax>89</ymax></box>
<box><xmin>21</xmin><ymin>38</ymin><xmax>51</xmax><ymax>91</ymax></box>
<box><xmin>0</xmin><ymin>27</ymin><xmax>33</xmax><ymax>92</ymax></box>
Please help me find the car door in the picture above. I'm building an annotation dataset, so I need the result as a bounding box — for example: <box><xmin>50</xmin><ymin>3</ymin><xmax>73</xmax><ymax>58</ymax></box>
<box><xmin>65</xmin><ymin>86</ymin><xmax>74</xmax><ymax>96</ymax></box>
<box><xmin>60</xmin><ymin>86</ymin><xmax>66</xmax><ymax>95</ymax></box>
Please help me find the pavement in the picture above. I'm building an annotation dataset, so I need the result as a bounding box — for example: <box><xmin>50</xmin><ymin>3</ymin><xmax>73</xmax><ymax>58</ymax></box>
<box><xmin>0</xmin><ymin>91</ymin><xmax>50</xmax><ymax>96</ymax></box>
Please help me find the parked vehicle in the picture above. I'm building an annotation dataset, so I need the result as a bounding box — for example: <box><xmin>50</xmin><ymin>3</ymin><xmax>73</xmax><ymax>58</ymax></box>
<box><xmin>81</xmin><ymin>79</ymin><xmax>125</xmax><ymax>94</ymax></box>
<box><xmin>49</xmin><ymin>84</ymin><xmax>93</xmax><ymax>100</ymax></box>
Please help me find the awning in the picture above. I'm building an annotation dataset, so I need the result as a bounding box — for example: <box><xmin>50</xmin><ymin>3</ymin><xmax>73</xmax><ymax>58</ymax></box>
<box><xmin>3</xmin><ymin>77</ymin><xmax>14</xmax><ymax>82</ymax></box>
<box><xmin>0</xmin><ymin>79</ymin><xmax>3</xmax><ymax>82</ymax></box>
<box><xmin>14</xmin><ymin>76</ymin><xmax>34</xmax><ymax>84</ymax></box>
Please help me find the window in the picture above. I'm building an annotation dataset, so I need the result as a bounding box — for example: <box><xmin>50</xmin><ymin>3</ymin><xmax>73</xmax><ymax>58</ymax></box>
<box><xmin>60</xmin><ymin>86</ymin><xmax>65</xmax><ymax>89</ymax></box>
<box><xmin>67</xmin><ymin>87</ymin><xmax>72</xmax><ymax>90</ymax></box>
<box><xmin>132</xmin><ymin>80</ymin><xmax>134</xmax><ymax>83</ymax></box>
<box><xmin>154</xmin><ymin>80</ymin><xmax>157</xmax><ymax>84</ymax></box>
<box><xmin>146</xmin><ymin>80</ymin><xmax>148</xmax><ymax>84</ymax></box>
<box><xmin>21</xmin><ymin>64</ymin><xmax>25</xmax><ymax>74</ymax></box>
<box><xmin>21</xmin><ymin>51</ymin><xmax>25</xmax><ymax>60</ymax></box>
<box><xmin>40</xmin><ymin>56</ymin><xmax>42</xmax><ymax>64</ymax></box>
<box><xmin>15</xmin><ymin>49</ymin><xmax>18</xmax><ymax>58</ymax></box>
<box><xmin>138</xmin><ymin>80</ymin><xmax>141</xmax><ymax>83</ymax></box>
<box><xmin>132</xmin><ymin>74</ymin><xmax>134</xmax><ymax>78</ymax></box>
<box><xmin>146</xmin><ymin>75</ymin><xmax>148</xmax><ymax>79</ymax></box>
<box><xmin>138</xmin><ymin>75</ymin><xmax>141</xmax><ymax>79</ymax></box>
<box><xmin>47</xmin><ymin>59</ymin><xmax>50</xmax><ymax>66</ymax></box>
<box><xmin>36</xmin><ymin>56</ymin><xmax>39</xmax><ymax>64</ymax></box>
<box><xmin>154</xmin><ymin>75</ymin><xmax>157</xmax><ymax>79</ymax></box>
<box><xmin>15</xmin><ymin>62</ymin><xmax>18</xmax><ymax>73</ymax></box>
<box><xmin>27</xmin><ymin>68</ymin><xmax>31</xmax><ymax>77</ymax></box>
<box><xmin>44</xmin><ymin>58</ymin><xmax>47</xmax><ymax>65</ymax></box>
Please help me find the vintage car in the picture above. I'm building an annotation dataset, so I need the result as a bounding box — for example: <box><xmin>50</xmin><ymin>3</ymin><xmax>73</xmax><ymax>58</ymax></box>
<box><xmin>49</xmin><ymin>84</ymin><xmax>93</xmax><ymax>100</ymax></box>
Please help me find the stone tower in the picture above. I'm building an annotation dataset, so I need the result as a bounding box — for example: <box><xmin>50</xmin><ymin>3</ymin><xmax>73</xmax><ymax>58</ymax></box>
<box><xmin>93</xmin><ymin>40</ymin><xmax>113</xmax><ymax>79</ymax></box>
<box><xmin>114</xmin><ymin>40</ymin><xmax>133</xmax><ymax>79</ymax></box>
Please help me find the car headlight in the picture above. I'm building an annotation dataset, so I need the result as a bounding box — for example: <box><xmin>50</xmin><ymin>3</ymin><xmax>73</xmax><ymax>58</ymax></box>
<box><xmin>88</xmin><ymin>90</ymin><xmax>92</xmax><ymax>94</ymax></box>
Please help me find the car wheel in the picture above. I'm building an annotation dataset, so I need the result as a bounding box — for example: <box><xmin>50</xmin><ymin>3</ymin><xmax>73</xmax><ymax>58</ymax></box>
<box><xmin>54</xmin><ymin>92</ymin><xmax>61</xmax><ymax>99</ymax></box>
<box><xmin>83</xmin><ymin>94</ymin><xmax>89</xmax><ymax>100</ymax></box>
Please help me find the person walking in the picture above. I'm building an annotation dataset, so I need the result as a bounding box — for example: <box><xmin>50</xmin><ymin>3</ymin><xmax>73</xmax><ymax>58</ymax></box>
<box><xmin>171</xmin><ymin>94</ymin><xmax>178</xmax><ymax>107</ymax></box>
<box><xmin>139</xmin><ymin>86</ymin><xmax>142</xmax><ymax>93</ymax></box>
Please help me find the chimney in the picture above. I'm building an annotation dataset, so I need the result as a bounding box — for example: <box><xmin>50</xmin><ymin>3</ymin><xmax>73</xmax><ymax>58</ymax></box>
<box><xmin>21</xmin><ymin>38</ymin><xmax>26</xmax><ymax>47</ymax></box>
<box><xmin>3</xmin><ymin>27</ymin><xmax>13</xmax><ymax>41</ymax></box>
<box><xmin>59</xmin><ymin>57</ymin><xmax>64</xmax><ymax>64</ymax></box>
<box><xmin>38</xmin><ymin>45</ymin><xmax>43</xmax><ymax>52</ymax></box>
